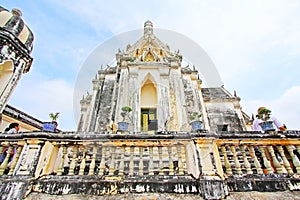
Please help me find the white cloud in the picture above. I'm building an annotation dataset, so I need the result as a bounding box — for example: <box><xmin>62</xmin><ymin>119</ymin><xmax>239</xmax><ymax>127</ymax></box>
<box><xmin>9</xmin><ymin>72</ymin><xmax>76</xmax><ymax>131</ymax></box>
<box><xmin>242</xmin><ymin>86</ymin><xmax>300</xmax><ymax>130</ymax></box>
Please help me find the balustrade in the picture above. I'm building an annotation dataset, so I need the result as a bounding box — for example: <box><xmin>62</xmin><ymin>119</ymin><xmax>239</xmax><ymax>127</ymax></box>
<box><xmin>0</xmin><ymin>132</ymin><xmax>300</xmax><ymax>180</ymax></box>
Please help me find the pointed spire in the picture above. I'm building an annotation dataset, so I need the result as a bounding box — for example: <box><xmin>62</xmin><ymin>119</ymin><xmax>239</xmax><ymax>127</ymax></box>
<box><xmin>234</xmin><ymin>90</ymin><xmax>237</xmax><ymax>97</ymax></box>
<box><xmin>144</xmin><ymin>20</ymin><xmax>153</xmax><ymax>35</ymax></box>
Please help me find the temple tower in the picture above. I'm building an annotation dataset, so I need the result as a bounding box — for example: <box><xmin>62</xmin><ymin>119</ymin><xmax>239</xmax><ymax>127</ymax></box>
<box><xmin>77</xmin><ymin>21</ymin><xmax>247</xmax><ymax>133</ymax></box>
<box><xmin>0</xmin><ymin>6</ymin><xmax>34</xmax><ymax>115</ymax></box>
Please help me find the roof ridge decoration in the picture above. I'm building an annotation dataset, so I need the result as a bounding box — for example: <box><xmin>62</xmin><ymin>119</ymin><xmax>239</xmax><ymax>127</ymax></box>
<box><xmin>124</xmin><ymin>21</ymin><xmax>179</xmax><ymax>63</ymax></box>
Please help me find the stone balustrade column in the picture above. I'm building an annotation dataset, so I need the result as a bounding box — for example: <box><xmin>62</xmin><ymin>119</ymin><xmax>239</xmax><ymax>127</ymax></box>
<box><xmin>259</xmin><ymin>146</ymin><xmax>273</xmax><ymax>174</ymax></box>
<box><xmin>149</xmin><ymin>146</ymin><xmax>154</xmax><ymax>175</ymax></box>
<box><xmin>109</xmin><ymin>146</ymin><xmax>116</xmax><ymax>176</ymax></box>
<box><xmin>138</xmin><ymin>147</ymin><xmax>144</xmax><ymax>175</ymax></box>
<box><xmin>240</xmin><ymin>145</ymin><xmax>252</xmax><ymax>174</ymax></box>
<box><xmin>221</xmin><ymin>146</ymin><xmax>232</xmax><ymax>175</ymax></box>
<box><xmin>158</xmin><ymin>146</ymin><xmax>164</xmax><ymax>175</ymax></box>
<box><xmin>168</xmin><ymin>146</ymin><xmax>174</xmax><ymax>175</ymax></box>
<box><xmin>57</xmin><ymin>146</ymin><xmax>67</xmax><ymax>175</ymax></box>
<box><xmin>180</xmin><ymin>146</ymin><xmax>187</xmax><ymax>173</ymax></box>
<box><xmin>79</xmin><ymin>147</ymin><xmax>88</xmax><ymax>175</ymax></box>
<box><xmin>267</xmin><ymin>146</ymin><xmax>284</xmax><ymax>174</ymax></box>
<box><xmin>129</xmin><ymin>146</ymin><xmax>134</xmax><ymax>176</ymax></box>
<box><xmin>98</xmin><ymin>146</ymin><xmax>106</xmax><ymax>175</ymax></box>
<box><xmin>88</xmin><ymin>147</ymin><xmax>97</xmax><ymax>175</ymax></box>
<box><xmin>286</xmin><ymin>145</ymin><xmax>300</xmax><ymax>174</ymax></box>
<box><xmin>0</xmin><ymin>146</ymin><xmax>13</xmax><ymax>175</ymax></box>
<box><xmin>118</xmin><ymin>146</ymin><xmax>125</xmax><ymax>176</ymax></box>
<box><xmin>8</xmin><ymin>146</ymin><xmax>22</xmax><ymax>175</ymax></box>
<box><xmin>249</xmin><ymin>146</ymin><xmax>263</xmax><ymax>174</ymax></box>
<box><xmin>277</xmin><ymin>146</ymin><xmax>293</xmax><ymax>174</ymax></box>
<box><xmin>68</xmin><ymin>146</ymin><xmax>78</xmax><ymax>175</ymax></box>
<box><xmin>177</xmin><ymin>145</ymin><xmax>184</xmax><ymax>175</ymax></box>
<box><xmin>230</xmin><ymin>146</ymin><xmax>242</xmax><ymax>175</ymax></box>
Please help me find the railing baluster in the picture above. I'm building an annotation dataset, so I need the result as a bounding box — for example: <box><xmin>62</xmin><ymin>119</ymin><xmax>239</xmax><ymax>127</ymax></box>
<box><xmin>267</xmin><ymin>146</ymin><xmax>284</xmax><ymax>174</ymax></box>
<box><xmin>88</xmin><ymin>146</ymin><xmax>97</xmax><ymax>175</ymax></box>
<box><xmin>129</xmin><ymin>146</ymin><xmax>134</xmax><ymax>176</ymax></box>
<box><xmin>0</xmin><ymin>146</ymin><xmax>13</xmax><ymax>175</ymax></box>
<box><xmin>57</xmin><ymin>146</ymin><xmax>67</xmax><ymax>175</ymax></box>
<box><xmin>109</xmin><ymin>146</ymin><xmax>116</xmax><ymax>176</ymax></box>
<box><xmin>168</xmin><ymin>146</ymin><xmax>174</xmax><ymax>175</ymax></box>
<box><xmin>277</xmin><ymin>145</ymin><xmax>292</xmax><ymax>174</ymax></box>
<box><xmin>158</xmin><ymin>146</ymin><xmax>163</xmax><ymax>175</ymax></box>
<box><xmin>79</xmin><ymin>147</ymin><xmax>88</xmax><ymax>175</ymax></box>
<box><xmin>249</xmin><ymin>146</ymin><xmax>263</xmax><ymax>174</ymax></box>
<box><xmin>259</xmin><ymin>146</ymin><xmax>273</xmax><ymax>174</ymax></box>
<box><xmin>98</xmin><ymin>146</ymin><xmax>106</xmax><ymax>175</ymax></box>
<box><xmin>240</xmin><ymin>145</ymin><xmax>252</xmax><ymax>174</ymax></box>
<box><xmin>181</xmin><ymin>146</ymin><xmax>187</xmax><ymax>174</ymax></box>
<box><xmin>118</xmin><ymin>146</ymin><xmax>125</xmax><ymax>176</ymax></box>
<box><xmin>68</xmin><ymin>146</ymin><xmax>78</xmax><ymax>175</ymax></box>
<box><xmin>8</xmin><ymin>146</ymin><xmax>22</xmax><ymax>175</ymax></box>
<box><xmin>221</xmin><ymin>146</ymin><xmax>232</xmax><ymax>175</ymax></box>
<box><xmin>138</xmin><ymin>147</ymin><xmax>144</xmax><ymax>175</ymax></box>
<box><xmin>230</xmin><ymin>146</ymin><xmax>242</xmax><ymax>175</ymax></box>
<box><xmin>177</xmin><ymin>145</ymin><xmax>184</xmax><ymax>175</ymax></box>
<box><xmin>286</xmin><ymin>145</ymin><xmax>300</xmax><ymax>174</ymax></box>
<box><xmin>149</xmin><ymin>146</ymin><xmax>154</xmax><ymax>175</ymax></box>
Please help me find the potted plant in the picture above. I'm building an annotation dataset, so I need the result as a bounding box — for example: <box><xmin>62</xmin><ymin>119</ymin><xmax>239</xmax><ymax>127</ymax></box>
<box><xmin>117</xmin><ymin>106</ymin><xmax>132</xmax><ymax>131</ymax></box>
<box><xmin>43</xmin><ymin>112</ymin><xmax>60</xmax><ymax>132</ymax></box>
<box><xmin>189</xmin><ymin>112</ymin><xmax>203</xmax><ymax>131</ymax></box>
<box><xmin>257</xmin><ymin>108</ymin><xmax>275</xmax><ymax>131</ymax></box>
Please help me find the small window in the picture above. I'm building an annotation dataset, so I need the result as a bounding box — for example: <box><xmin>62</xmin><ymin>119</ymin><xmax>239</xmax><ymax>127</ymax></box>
<box><xmin>217</xmin><ymin>124</ymin><xmax>228</xmax><ymax>131</ymax></box>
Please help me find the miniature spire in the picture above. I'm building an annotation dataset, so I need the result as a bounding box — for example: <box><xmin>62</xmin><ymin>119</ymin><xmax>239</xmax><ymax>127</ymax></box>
<box><xmin>144</xmin><ymin>20</ymin><xmax>153</xmax><ymax>35</ymax></box>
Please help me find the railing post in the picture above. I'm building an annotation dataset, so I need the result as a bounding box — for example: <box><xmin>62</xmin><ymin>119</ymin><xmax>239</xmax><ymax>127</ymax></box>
<box><xmin>138</xmin><ymin>147</ymin><xmax>144</xmax><ymax>175</ymax></box>
<box><xmin>109</xmin><ymin>146</ymin><xmax>116</xmax><ymax>176</ymax></box>
<box><xmin>57</xmin><ymin>146</ymin><xmax>67</xmax><ymax>176</ymax></box>
<box><xmin>88</xmin><ymin>146</ymin><xmax>97</xmax><ymax>175</ymax></box>
<box><xmin>240</xmin><ymin>145</ymin><xmax>252</xmax><ymax>174</ymax></box>
<box><xmin>177</xmin><ymin>145</ymin><xmax>184</xmax><ymax>175</ymax></box>
<box><xmin>79</xmin><ymin>147</ymin><xmax>88</xmax><ymax>175</ymax></box>
<box><xmin>8</xmin><ymin>146</ymin><xmax>22</xmax><ymax>175</ymax></box>
<box><xmin>0</xmin><ymin>146</ymin><xmax>12</xmax><ymax>175</ymax></box>
<box><xmin>129</xmin><ymin>146</ymin><xmax>134</xmax><ymax>176</ymax></box>
<box><xmin>98</xmin><ymin>146</ymin><xmax>107</xmax><ymax>176</ymax></box>
<box><xmin>68</xmin><ymin>146</ymin><xmax>78</xmax><ymax>175</ymax></box>
<box><xmin>118</xmin><ymin>146</ymin><xmax>125</xmax><ymax>176</ymax></box>
<box><xmin>249</xmin><ymin>146</ymin><xmax>263</xmax><ymax>174</ymax></box>
<box><xmin>168</xmin><ymin>146</ymin><xmax>174</xmax><ymax>175</ymax></box>
<box><xmin>277</xmin><ymin>146</ymin><xmax>293</xmax><ymax>174</ymax></box>
<box><xmin>221</xmin><ymin>146</ymin><xmax>232</xmax><ymax>175</ymax></box>
<box><xmin>230</xmin><ymin>146</ymin><xmax>242</xmax><ymax>175</ymax></box>
<box><xmin>287</xmin><ymin>145</ymin><xmax>300</xmax><ymax>174</ymax></box>
<box><xmin>259</xmin><ymin>146</ymin><xmax>273</xmax><ymax>174</ymax></box>
<box><xmin>267</xmin><ymin>146</ymin><xmax>285</xmax><ymax>174</ymax></box>
<box><xmin>149</xmin><ymin>146</ymin><xmax>154</xmax><ymax>175</ymax></box>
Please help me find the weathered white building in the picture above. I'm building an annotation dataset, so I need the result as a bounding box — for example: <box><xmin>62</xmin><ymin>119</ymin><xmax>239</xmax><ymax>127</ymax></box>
<box><xmin>78</xmin><ymin>21</ymin><xmax>250</xmax><ymax>133</ymax></box>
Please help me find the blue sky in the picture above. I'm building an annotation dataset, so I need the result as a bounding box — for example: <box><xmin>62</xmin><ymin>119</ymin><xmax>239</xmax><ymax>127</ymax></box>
<box><xmin>2</xmin><ymin>0</ymin><xmax>300</xmax><ymax>130</ymax></box>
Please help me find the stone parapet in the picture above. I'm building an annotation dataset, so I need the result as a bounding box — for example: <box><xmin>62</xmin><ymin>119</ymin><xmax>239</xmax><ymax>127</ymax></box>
<box><xmin>0</xmin><ymin>131</ymin><xmax>299</xmax><ymax>199</ymax></box>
